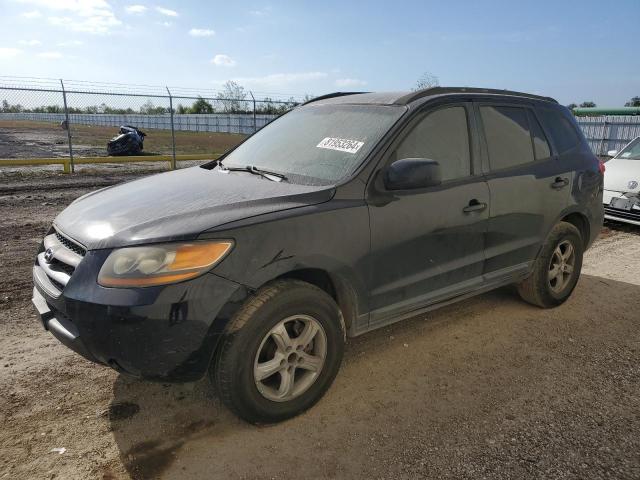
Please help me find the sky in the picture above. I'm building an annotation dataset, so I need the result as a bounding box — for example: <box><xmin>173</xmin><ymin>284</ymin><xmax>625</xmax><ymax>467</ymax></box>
<box><xmin>1</xmin><ymin>0</ymin><xmax>639</xmax><ymax>105</ymax></box>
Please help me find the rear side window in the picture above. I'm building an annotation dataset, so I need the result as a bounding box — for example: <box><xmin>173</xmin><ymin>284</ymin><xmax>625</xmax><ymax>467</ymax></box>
<box><xmin>395</xmin><ymin>106</ymin><xmax>471</xmax><ymax>181</ymax></box>
<box><xmin>527</xmin><ymin>110</ymin><xmax>551</xmax><ymax>160</ymax></box>
<box><xmin>480</xmin><ymin>106</ymin><xmax>534</xmax><ymax>170</ymax></box>
<box><xmin>537</xmin><ymin>107</ymin><xmax>580</xmax><ymax>154</ymax></box>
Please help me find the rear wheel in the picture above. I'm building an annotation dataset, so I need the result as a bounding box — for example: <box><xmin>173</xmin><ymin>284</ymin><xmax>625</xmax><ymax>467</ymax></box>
<box><xmin>213</xmin><ymin>279</ymin><xmax>344</xmax><ymax>424</ymax></box>
<box><xmin>517</xmin><ymin>221</ymin><xmax>583</xmax><ymax>308</ymax></box>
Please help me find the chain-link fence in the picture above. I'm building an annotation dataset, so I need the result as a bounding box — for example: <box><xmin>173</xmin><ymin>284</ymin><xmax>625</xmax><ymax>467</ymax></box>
<box><xmin>575</xmin><ymin>115</ymin><xmax>640</xmax><ymax>157</ymax></box>
<box><xmin>0</xmin><ymin>76</ymin><xmax>302</xmax><ymax>172</ymax></box>
<box><xmin>4</xmin><ymin>76</ymin><xmax>639</xmax><ymax>172</ymax></box>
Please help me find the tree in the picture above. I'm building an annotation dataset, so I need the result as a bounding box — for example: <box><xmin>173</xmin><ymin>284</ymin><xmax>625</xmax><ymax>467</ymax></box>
<box><xmin>256</xmin><ymin>97</ymin><xmax>279</xmax><ymax>114</ymax></box>
<box><xmin>45</xmin><ymin>105</ymin><xmax>63</xmax><ymax>113</ymax></box>
<box><xmin>189</xmin><ymin>97</ymin><xmax>215</xmax><ymax>114</ymax></box>
<box><xmin>279</xmin><ymin>96</ymin><xmax>298</xmax><ymax>113</ymax></box>
<box><xmin>566</xmin><ymin>103</ymin><xmax>577</xmax><ymax>110</ymax></box>
<box><xmin>30</xmin><ymin>105</ymin><xmax>63</xmax><ymax>113</ymax></box>
<box><xmin>103</xmin><ymin>105</ymin><xmax>135</xmax><ymax>114</ymax></box>
<box><xmin>139</xmin><ymin>100</ymin><xmax>168</xmax><ymax>114</ymax></box>
<box><xmin>217</xmin><ymin>80</ymin><xmax>247</xmax><ymax>113</ymax></box>
<box><xmin>579</xmin><ymin>101</ymin><xmax>596</xmax><ymax>108</ymax></box>
<box><xmin>1</xmin><ymin>100</ymin><xmax>24</xmax><ymax>113</ymax></box>
<box><xmin>625</xmin><ymin>96</ymin><xmax>640</xmax><ymax>107</ymax></box>
<box><xmin>414</xmin><ymin>72</ymin><xmax>439</xmax><ymax>91</ymax></box>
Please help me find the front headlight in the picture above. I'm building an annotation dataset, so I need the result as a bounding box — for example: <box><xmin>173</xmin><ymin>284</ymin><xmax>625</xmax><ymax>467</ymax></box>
<box><xmin>98</xmin><ymin>240</ymin><xmax>233</xmax><ymax>287</ymax></box>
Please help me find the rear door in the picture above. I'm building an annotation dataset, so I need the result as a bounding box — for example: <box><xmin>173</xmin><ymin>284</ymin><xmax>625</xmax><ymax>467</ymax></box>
<box><xmin>476</xmin><ymin>102</ymin><xmax>572</xmax><ymax>280</ymax></box>
<box><xmin>366</xmin><ymin>102</ymin><xmax>490</xmax><ymax>327</ymax></box>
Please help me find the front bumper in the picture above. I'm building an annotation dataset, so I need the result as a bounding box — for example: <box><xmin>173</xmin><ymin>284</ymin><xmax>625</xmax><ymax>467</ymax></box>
<box><xmin>32</xmin><ymin>251</ymin><xmax>246</xmax><ymax>382</ymax></box>
<box><xmin>32</xmin><ymin>286</ymin><xmax>98</xmax><ymax>362</ymax></box>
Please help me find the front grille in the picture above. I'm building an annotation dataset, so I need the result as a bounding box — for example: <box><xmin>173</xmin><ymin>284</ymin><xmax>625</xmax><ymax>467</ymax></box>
<box><xmin>34</xmin><ymin>228</ymin><xmax>86</xmax><ymax>296</ymax></box>
<box><xmin>49</xmin><ymin>258</ymin><xmax>76</xmax><ymax>276</ymax></box>
<box><xmin>49</xmin><ymin>277</ymin><xmax>66</xmax><ymax>292</ymax></box>
<box><xmin>55</xmin><ymin>231</ymin><xmax>87</xmax><ymax>256</ymax></box>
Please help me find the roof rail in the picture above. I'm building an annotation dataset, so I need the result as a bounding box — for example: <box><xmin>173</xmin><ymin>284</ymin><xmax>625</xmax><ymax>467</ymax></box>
<box><xmin>302</xmin><ymin>91</ymin><xmax>369</xmax><ymax>106</ymax></box>
<box><xmin>394</xmin><ymin>87</ymin><xmax>558</xmax><ymax>105</ymax></box>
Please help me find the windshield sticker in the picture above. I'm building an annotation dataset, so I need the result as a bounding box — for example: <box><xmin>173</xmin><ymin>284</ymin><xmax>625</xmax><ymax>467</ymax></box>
<box><xmin>316</xmin><ymin>137</ymin><xmax>364</xmax><ymax>154</ymax></box>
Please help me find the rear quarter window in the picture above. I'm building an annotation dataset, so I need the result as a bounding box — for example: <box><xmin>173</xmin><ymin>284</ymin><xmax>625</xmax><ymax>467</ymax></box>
<box><xmin>527</xmin><ymin>110</ymin><xmax>552</xmax><ymax>160</ymax></box>
<box><xmin>537</xmin><ymin>107</ymin><xmax>580</xmax><ymax>154</ymax></box>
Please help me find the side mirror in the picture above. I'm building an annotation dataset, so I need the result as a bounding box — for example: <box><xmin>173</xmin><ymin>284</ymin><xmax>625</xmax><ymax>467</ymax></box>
<box><xmin>607</xmin><ymin>150</ymin><xmax>618</xmax><ymax>157</ymax></box>
<box><xmin>384</xmin><ymin>158</ymin><xmax>442</xmax><ymax>190</ymax></box>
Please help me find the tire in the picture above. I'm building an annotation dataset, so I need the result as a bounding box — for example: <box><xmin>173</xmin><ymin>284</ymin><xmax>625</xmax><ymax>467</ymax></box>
<box><xmin>517</xmin><ymin>221</ymin><xmax>583</xmax><ymax>308</ymax></box>
<box><xmin>213</xmin><ymin>279</ymin><xmax>345</xmax><ymax>424</ymax></box>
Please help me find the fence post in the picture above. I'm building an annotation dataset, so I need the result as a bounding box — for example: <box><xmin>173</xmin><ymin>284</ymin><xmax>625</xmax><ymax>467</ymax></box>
<box><xmin>60</xmin><ymin>79</ymin><xmax>74</xmax><ymax>173</ymax></box>
<box><xmin>250</xmin><ymin>91</ymin><xmax>257</xmax><ymax>133</ymax></box>
<box><xmin>166</xmin><ymin>86</ymin><xmax>177</xmax><ymax>170</ymax></box>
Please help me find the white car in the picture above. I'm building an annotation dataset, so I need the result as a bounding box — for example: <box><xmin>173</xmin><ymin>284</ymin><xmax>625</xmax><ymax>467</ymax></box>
<box><xmin>603</xmin><ymin>136</ymin><xmax>640</xmax><ymax>225</ymax></box>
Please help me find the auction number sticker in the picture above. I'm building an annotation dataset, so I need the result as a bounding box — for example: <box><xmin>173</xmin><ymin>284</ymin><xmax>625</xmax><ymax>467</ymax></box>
<box><xmin>316</xmin><ymin>137</ymin><xmax>364</xmax><ymax>154</ymax></box>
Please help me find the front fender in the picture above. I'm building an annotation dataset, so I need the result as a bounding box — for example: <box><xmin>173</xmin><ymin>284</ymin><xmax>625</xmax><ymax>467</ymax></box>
<box><xmin>207</xmin><ymin>200</ymin><xmax>371</xmax><ymax>332</ymax></box>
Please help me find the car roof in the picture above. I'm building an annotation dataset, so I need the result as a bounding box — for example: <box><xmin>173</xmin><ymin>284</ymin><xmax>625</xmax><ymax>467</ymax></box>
<box><xmin>304</xmin><ymin>87</ymin><xmax>558</xmax><ymax>107</ymax></box>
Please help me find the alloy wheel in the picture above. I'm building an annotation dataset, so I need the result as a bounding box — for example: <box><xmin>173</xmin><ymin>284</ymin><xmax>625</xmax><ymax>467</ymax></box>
<box><xmin>548</xmin><ymin>239</ymin><xmax>576</xmax><ymax>293</ymax></box>
<box><xmin>253</xmin><ymin>314</ymin><xmax>327</xmax><ymax>402</ymax></box>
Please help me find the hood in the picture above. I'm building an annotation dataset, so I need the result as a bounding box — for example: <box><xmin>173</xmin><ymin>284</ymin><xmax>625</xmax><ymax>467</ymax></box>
<box><xmin>54</xmin><ymin>166</ymin><xmax>334</xmax><ymax>249</ymax></box>
<box><xmin>604</xmin><ymin>158</ymin><xmax>640</xmax><ymax>195</ymax></box>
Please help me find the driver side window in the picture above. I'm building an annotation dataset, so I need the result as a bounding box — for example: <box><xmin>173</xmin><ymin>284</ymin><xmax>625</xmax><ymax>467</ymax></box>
<box><xmin>395</xmin><ymin>106</ymin><xmax>471</xmax><ymax>181</ymax></box>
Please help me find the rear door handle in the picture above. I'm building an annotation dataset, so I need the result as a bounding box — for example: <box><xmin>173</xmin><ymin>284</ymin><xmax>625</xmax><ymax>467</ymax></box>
<box><xmin>463</xmin><ymin>199</ymin><xmax>487</xmax><ymax>213</ymax></box>
<box><xmin>551</xmin><ymin>177</ymin><xmax>569</xmax><ymax>189</ymax></box>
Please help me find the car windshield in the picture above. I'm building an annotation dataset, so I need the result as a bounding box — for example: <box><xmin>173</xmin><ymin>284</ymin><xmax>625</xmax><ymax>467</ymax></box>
<box><xmin>219</xmin><ymin>104</ymin><xmax>405</xmax><ymax>185</ymax></box>
<box><xmin>617</xmin><ymin>138</ymin><xmax>640</xmax><ymax>160</ymax></box>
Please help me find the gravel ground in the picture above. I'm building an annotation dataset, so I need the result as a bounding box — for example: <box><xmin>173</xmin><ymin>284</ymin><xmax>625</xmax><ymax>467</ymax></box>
<box><xmin>1</xmin><ymin>169</ymin><xmax>639</xmax><ymax>480</ymax></box>
<box><xmin>0</xmin><ymin>128</ymin><xmax>103</xmax><ymax>159</ymax></box>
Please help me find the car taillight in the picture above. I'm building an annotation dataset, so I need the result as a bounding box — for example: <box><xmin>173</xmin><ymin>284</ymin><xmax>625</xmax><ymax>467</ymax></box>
<box><xmin>598</xmin><ymin>160</ymin><xmax>606</xmax><ymax>175</ymax></box>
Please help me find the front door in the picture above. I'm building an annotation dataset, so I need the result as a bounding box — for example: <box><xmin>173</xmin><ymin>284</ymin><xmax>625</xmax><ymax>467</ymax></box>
<box><xmin>366</xmin><ymin>103</ymin><xmax>489</xmax><ymax>327</ymax></box>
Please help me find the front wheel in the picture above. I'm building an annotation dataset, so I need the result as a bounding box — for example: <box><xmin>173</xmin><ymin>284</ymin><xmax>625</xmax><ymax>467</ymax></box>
<box><xmin>213</xmin><ymin>279</ymin><xmax>345</xmax><ymax>424</ymax></box>
<box><xmin>517</xmin><ymin>221</ymin><xmax>584</xmax><ymax>308</ymax></box>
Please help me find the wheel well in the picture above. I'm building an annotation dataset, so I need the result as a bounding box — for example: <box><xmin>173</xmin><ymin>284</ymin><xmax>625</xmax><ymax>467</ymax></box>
<box><xmin>209</xmin><ymin>269</ymin><xmax>356</xmax><ymax>378</ymax></box>
<box><xmin>561</xmin><ymin>213</ymin><xmax>589</xmax><ymax>246</ymax></box>
<box><xmin>276</xmin><ymin>268</ymin><xmax>355</xmax><ymax>333</ymax></box>
<box><xmin>278</xmin><ymin>268</ymin><xmax>336</xmax><ymax>298</ymax></box>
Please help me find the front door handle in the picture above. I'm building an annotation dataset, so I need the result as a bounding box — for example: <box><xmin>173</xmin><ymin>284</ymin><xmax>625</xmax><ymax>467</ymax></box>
<box><xmin>463</xmin><ymin>199</ymin><xmax>487</xmax><ymax>213</ymax></box>
<box><xmin>551</xmin><ymin>177</ymin><xmax>569</xmax><ymax>189</ymax></box>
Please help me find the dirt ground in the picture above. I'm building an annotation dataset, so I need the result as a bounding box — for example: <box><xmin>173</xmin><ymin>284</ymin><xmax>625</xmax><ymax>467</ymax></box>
<box><xmin>1</xmin><ymin>169</ymin><xmax>639</xmax><ymax>480</ymax></box>
<box><xmin>0</xmin><ymin>120</ymin><xmax>245</xmax><ymax>159</ymax></box>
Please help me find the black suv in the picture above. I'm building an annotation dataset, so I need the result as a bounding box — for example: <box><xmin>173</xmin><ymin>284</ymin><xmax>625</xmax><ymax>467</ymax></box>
<box><xmin>32</xmin><ymin>87</ymin><xmax>604</xmax><ymax>423</ymax></box>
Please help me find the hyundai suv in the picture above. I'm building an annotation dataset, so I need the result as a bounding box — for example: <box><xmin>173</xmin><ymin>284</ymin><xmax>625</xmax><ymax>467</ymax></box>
<box><xmin>32</xmin><ymin>87</ymin><xmax>604</xmax><ymax>423</ymax></box>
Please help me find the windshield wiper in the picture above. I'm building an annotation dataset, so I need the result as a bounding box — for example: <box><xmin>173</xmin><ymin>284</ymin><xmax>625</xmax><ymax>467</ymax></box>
<box><xmin>218</xmin><ymin>164</ymin><xmax>287</xmax><ymax>182</ymax></box>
